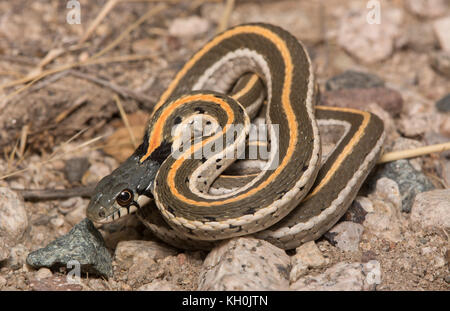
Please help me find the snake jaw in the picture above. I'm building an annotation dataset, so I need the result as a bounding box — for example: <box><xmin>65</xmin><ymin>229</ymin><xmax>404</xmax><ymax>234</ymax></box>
<box><xmin>86</xmin><ymin>152</ymin><xmax>161</xmax><ymax>224</ymax></box>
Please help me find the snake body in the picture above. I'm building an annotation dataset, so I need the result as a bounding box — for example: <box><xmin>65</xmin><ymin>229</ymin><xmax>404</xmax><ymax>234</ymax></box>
<box><xmin>87</xmin><ymin>23</ymin><xmax>385</xmax><ymax>250</ymax></box>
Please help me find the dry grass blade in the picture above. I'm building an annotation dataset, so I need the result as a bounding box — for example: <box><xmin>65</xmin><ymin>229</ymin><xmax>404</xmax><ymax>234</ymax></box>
<box><xmin>91</xmin><ymin>3</ymin><xmax>168</xmax><ymax>59</ymax></box>
<box><xmin>114</xmin><ymin>94</ymin><xmax>138</xmax><ymax>148</ymax></box>
<box><xmin>0</xmin><ymin>134</ymin><xmax>105</xmax><ymax>180</ymax></box>
<box><xmin>379</xmin><ymin>142</ymin><xmax>450</xmax><ymax>164</ymax></box>
<box><xmin>79</xmin><ymin>0</ymin><xmax>120</xmax><ymax>44</ymax></box>
<box><xmin>216</xmin><ymin>0</ymin><xmax>235</xmax><ymax>34</ymax></box>
<box><xmin>18</xmin><ymin>125</ymin><xmax>29</xmax><ymax>159</ymax></box>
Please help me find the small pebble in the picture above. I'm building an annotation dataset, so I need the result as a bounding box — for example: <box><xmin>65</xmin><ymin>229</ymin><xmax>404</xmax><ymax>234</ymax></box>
<box><xmin>290</xmin><ymin>241</ymin><xmax>327</xmax><ymax>282</ymax></box>
<box><xmin>35</xmin><ymin>267</ymin><xmax>53</xmax><ymax>280</ymax></box>
<box><xmin>321</xmin><ymin>87</ymin><xmax>403</xmax><ymax>116</ymax></box>
<box><xmin>137</xmin><ymin>279</ymin><xmax>181</xmax><ymax>291</ymax></box>
<box><xmin>325</xmin><ymin>221</ymin><xmax>364</xmax><ymax>252</ymax></box>
<box><xmin>430</xmin><ymin>51</ymin><xmax>450</xmax><ymax>77</ymax></box>
<box><xmin>50</xmin><ymin>217</ymin><xmax>65</xmax><ymax>228</ymax></box>
<box><xmin>436</xmin><ymin>93</ymin><xmax>450</xmax><ymax>113</ymax></box>
<box><xmin>325</xmin><ymin>70</ymin><xmax>385</xmax><ymax>91</ymax></box>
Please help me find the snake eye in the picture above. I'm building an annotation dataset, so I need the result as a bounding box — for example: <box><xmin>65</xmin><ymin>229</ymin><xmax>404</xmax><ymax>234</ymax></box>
<box><xmin>116</xmin><ymin>189</ymin><xmax>133</xmax><ymax>207</ymax></box>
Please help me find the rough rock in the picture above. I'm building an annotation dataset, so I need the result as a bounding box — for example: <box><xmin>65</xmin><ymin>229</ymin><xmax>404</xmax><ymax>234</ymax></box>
<box><xmin>198</xmin><ymin>237</ymin><xmax>290</xmax><ymax>290</ymax></box>
<box><xmin>0</xmin><ymin>238</ymin><xmax>8</xmax><ymax>262</ymax></box>
<box><xmin>290</xmin><ymin>241</ymin><xmax>328</xmax><ymax>282</ymax></box>
<box><xmin>321</xmin><ymin>87</ymin><xmax>403</xmax><ymax>116</ymax></box>
<box><xmin>290</xmin><ymin>261</ymin><xmax>382</xmax><ymax>290</ymax></box>
<box><xmin>325</xmin><ymin>221</ymin><xmax>364</xmax><ymax>252</ymax></box>
<box><xmin>373</xmin><ymin>160</ymin><xmax>435</xmax><ymax>212</ymax></box>
<box><xmin>325</xmin><ymin>70</ymin><xmax>385</xmax><ymax>91</ymax></box>
<box><xmin>400</xmin><ymin>22</ymin><xmax>438</xmax><ymax>52</ymax></box>
<box><xmin>410</xmin><ymin>189</ymin><xmax>450</xmax><ymax>230</ymax></box>
<box><xmin>0</xmin><ymin>187</ymin><xmax>28</xmax><ymax>245</ymax></box>
<box><xmin>27</xmin><ymin>218</ymin><xmax>112</xmax><ymax>278</ymax></box>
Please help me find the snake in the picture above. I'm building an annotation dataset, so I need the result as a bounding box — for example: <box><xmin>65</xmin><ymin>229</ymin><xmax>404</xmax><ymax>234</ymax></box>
<box><xmin>86</xmin><ymin>23</ymin><xmax>385</xmax><ymax>250</ymax></box>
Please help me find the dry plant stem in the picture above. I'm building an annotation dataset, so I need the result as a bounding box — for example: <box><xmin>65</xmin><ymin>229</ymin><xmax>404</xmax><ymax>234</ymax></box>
<box><xmin>13</xmin><ymin>185</ymin><xmax>94</xmax><ymax>201</ymax></box>
<box><xmin>90</xmin><ymin>3</ymin><xmax>167</xmax><ymax>59</ymax></box>
<box><xmin>69</xmin><ymin>70</ymin><xmax>155</xmax><ymax>105</ymax></box>
<box><xmin>79</xmin><ymin>0</ymin><xmax>120</xmax><ymax>44</ymax></box>
<box><xmin>216</xmin><ymin>0</ymin><xmax>235</xmax><ymax>34</ymax></box>
<box><xmin>378</xmin><ymin>142</ymin><xmax>450</xmax><ymax>163</ymax></box>
<box><xmin>114</xmin><ymin>94</ymin><xmax>138</xmax><ymax>148</ymax></box>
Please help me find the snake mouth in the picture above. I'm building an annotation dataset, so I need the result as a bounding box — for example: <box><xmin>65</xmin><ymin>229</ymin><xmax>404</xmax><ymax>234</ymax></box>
<box><xmin>94</xmin><ymin>202</ymin><xmax>141</xmax><ymax>224</ymax></box>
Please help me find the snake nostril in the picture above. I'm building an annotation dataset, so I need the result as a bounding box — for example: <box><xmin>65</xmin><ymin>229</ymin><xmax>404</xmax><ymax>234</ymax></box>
<box><xmin>98</xmin><ymin>208</ymin><xmax>106</xmax><ymax>218</ymax></box>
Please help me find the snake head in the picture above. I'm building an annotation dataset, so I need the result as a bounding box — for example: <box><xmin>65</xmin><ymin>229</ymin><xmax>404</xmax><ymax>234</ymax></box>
<box><xmin>86</xmin><ymin>153</ymin><xmax>160</xmax><ymax>224</ymax></box>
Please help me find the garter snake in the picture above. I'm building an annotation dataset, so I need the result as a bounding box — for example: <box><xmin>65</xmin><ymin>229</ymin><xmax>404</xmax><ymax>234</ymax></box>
<box><xmin>87</xmin><ymin>23</ymin><xmax>385</xmax><ymax>250</ymax></box>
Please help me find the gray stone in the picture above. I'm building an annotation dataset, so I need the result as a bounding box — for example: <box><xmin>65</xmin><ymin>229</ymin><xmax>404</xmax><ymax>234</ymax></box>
<box><xmin>291</xmin><ymin>261</ymin><xmax>381</xmax><ymax>290</ymax></box>
<box><xmin>27</xmin><ymin>218</ymin><xmax>112</xmax><ymax>278</ymax></box>
<box><xmin>411</xmin><ymin>189</ymin><xmax>450</xmax><ymax>230</ymax></box>
<box><xmin>325</xmin><ymin>221</ymin><xmax>364</xmax><ymax>252</ymax></box>
<box><xmin>325</xmin><ymin>70</ymin><xmax>385</xmax><ymax>91</ymax></box>
<box><xmin>198</xmin><ymin>237</ymin><xmax>290</xmax><ymax>290</ymax></box>
<box><xmin>372</xmin><ymin>160</ymin><xmax>435</xmax><ymax>212</ymax></box>
<box><xmin>436</xmin><ymin>93</ymin><xmax>450</xmax><ymax>113</ymax></box>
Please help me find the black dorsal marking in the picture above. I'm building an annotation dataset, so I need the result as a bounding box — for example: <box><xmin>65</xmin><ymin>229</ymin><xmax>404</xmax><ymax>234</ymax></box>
<box><xmin>149</xmin><ymin>140</ymin><xmax>173</xmax><ymax>164</ymax></box>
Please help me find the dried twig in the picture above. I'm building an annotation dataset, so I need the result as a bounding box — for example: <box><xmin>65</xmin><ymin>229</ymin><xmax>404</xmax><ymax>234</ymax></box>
<box><xmin>69</xmin><ymin>69</ymin><xmax>155</xmax><ymax>105</ymax></box>
<box><xmin>13</xmin><ymin>185</ymin><xmax>94</xmax><ymax>201</ymax></box>
<box><xmin>79</xmin><ymin>0</ymin><xmax>120</xmax><ymax>44</ymax></box>
<box><xmin>378</xmin><ymin>142</ymin><xmax>450</xmax><ymax>164</ymax></box>
<box><xmin>114</xmin><ymin>94</ymin><xmax>138</xmax><ymax>148</ymax></box>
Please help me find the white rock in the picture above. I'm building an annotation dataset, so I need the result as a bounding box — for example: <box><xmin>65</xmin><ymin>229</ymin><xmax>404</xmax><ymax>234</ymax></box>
<box><xmin>433</xmin><ymin>16</ymin><xmax>450</xmax><ymax>52</ymax></box>
<box><xmin>137</xmin><ymin>279</ymin><xmax>181</xmax><ymax>291</ymax></box>
<box><xmin>411</xmin><ymin>189</ymin><xmax>450</xmax><ymax>229</ymax></box>
<box><xmin>35</xmin><ymin>267</ymin><xmax>53</xmax><ymax>280</ymax></box>
<box><xmin>291</xmin><ymin>261</ymin><xmax>382</xmax><ymax>291</ymax></box>
<box><xmin>0</xmin><ymin>188</ymin><xmax>28</xmax><ymax>244</ymax></box>
<box><xmin>169</xmin><ymin>16</ymin><xmax>210</xmax><ymax>37</ymax></box>
<box><xmin>115</xmin><ymin>240</ymin><xmax>178</xmax><ymax>269</ymax></box>
<box><xmin>337</xmin><ymin>8</ymin><xmax>402</xmax><ymax>63</ymax></box>
<box><xmin>64</xmin><ymin>204</ymin><xmax>87</xmax><ymax>226</ymax></box>
<box><xmin>198</xmin><ymin>237</ymin><xmax>290</xmax><ymax>290</ymax></box>
<box><xmin>290</xmin><ymin>241</ymin><xmax>328</xmax><ymax>282</ymax></box>
<box><xmin>328</xmin><ymin>221</ymin><xmax>364</xmax><ymax>252</ymax></box>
